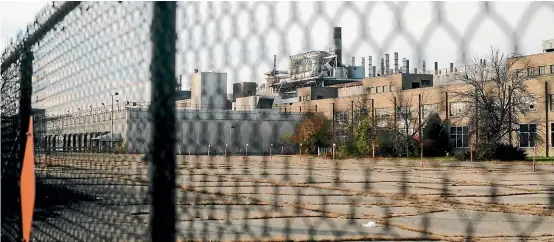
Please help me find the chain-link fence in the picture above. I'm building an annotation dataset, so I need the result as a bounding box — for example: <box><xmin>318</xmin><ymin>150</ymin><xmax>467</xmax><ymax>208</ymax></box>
<box><xmin>2</xmin><ymin>1</ymin><xmax>554</xmax><ymax>241</ymax></box>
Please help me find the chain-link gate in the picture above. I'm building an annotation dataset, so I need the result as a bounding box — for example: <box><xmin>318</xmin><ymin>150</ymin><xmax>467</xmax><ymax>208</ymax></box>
<box><xmin>2</xmin><ymin>1</ymin><xmax>554</xmax><ymax>241</ymax></box>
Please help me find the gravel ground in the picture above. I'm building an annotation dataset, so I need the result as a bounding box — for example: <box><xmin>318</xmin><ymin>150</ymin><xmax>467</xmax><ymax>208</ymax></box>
<box><xmin>29</xmin><ymin>154</ymin><xmax>554</xmax><ymax>241</ymax></box>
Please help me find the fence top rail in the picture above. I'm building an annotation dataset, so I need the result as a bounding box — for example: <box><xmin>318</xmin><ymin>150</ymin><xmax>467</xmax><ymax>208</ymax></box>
<box><xmin>1</xmin><ymin>2</ymin><xmax>80</xmax><ymax>72</ymax></box>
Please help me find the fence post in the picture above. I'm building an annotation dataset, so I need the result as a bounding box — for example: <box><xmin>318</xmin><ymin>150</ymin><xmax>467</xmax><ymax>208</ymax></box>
<box><xmin>270</xmin><ymin>143</ymin><xmax>273</xmax><ymax>160</ymax></box>
<box><xmin>533</xmin><ymin>146</ymin><xmax>536</xmax><ymax>172</ymax></box>
<box><xmin>246</xmin><ymin>143</ymin><xmax>248</xmax><ymax>156</ymax></box>
<box><xmin>149</xmin><ymin>2</ymin><xmax>177</xmax><ymax>242</ymax></box>
<box><xmin>225</xmin><ymin>144</ymin><xmax>227</xmax><ymax>157</ymax></box>
<box><xmin>333</xmin><ymin>143</ymin><xmax>336</xmax><ymax>160</ymax></box>
<box><xmin>299</xmin><ymin>143</ymin><xmax>302</xmax><ymax>160</ymax></box>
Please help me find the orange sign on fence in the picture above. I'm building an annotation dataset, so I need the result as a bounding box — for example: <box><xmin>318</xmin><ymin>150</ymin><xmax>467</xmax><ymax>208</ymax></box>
<box><xmin>20</xmin><ymin>116</ymin><xmax>35</xmax><ymax>242</ymax></box>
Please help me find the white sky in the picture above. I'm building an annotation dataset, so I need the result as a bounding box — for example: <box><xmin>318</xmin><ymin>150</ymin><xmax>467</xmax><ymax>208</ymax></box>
<box><xmin>1</xmin><ymin>1</ymin><xmax>553</xmax><ymax>115</ymax></box>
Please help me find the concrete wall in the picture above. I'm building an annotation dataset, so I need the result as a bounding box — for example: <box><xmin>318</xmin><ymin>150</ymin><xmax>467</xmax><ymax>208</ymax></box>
<box><xmin>125</xmin><ymin>108</ymin><xmax>304</xmax><ymax>154</ymax></box>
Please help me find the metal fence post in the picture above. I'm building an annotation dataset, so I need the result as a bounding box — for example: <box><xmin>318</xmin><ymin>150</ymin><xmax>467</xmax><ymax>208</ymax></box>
<box><xmin>149</xmin><ymin>2</ymin><xmax>177</xmax><ymax>242</ymax></box>
<box><xmin>13</xmin><ymin>43</ymin><xmax>33</xmax><ymax>242</ymax></box>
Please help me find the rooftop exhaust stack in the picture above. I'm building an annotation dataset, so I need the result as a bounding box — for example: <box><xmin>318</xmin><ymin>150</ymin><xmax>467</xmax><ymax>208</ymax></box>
<box><xmin>422</xmin><ymin>61</ymin><xmax>426</xmax><ymax>74</ymax></box>
<box><xmin>385</xmin><ymin>54</ymin><xmax>390</xmax><ymax>75</ymax></box>
<box><xmin>402</xmin><ymin>58</ymin><xmax>407</xmax><ymax>73</ymax></box>
<box><xmin>394</xmin><ymin>52</ymin><xmax>399</xmax><ymax>73</ymax></box>
<box><xmin>381</xmin><ymin>58</ymin><xmax>385</xmax><ymax>76</ymax></box>
<box><xmin>333</xmin><ymin>27</ymin><xmax>342</xmax><ymax>65</ymax></box>
<box><xmin>352</xmin><ymin>57</ymin><xmax>355</xmax><ymax>66</ymax></box>
<box><xmin>361</xmin><ymin>57</ymin><xmax>365</xmax><ymax>70</ymax></box>
<box><xmin>434</xmin><ymin>62</ymin><xmax>438</xmax><ymax>75</ymax></box>
<box><xmin>176</xmin><ymin>74</ymin><xmax>182</xmax><ymax>91</ymax></box>
<box><xmin>450</xmin><ymin>63</ymin><xmax>454</xmax><ymax>73</ymax></box>
<box><xmin>406</xmin><ymin>59</ymin><xmax>410</xmax><ymax>74</ymax></box>
<box><xmin>372</xmin><ymin>66</ymin><xmax>376</xmax><ymax>77</ymax></box>
<box><xmin>414</xmin><ymin>68</ymin><xmax>418</xmax><ymax>74</ymax></box>
<box><xmin>368</xmin><ymin>56</ymin><xmax>373</xmax><ymax>77</ymax></box>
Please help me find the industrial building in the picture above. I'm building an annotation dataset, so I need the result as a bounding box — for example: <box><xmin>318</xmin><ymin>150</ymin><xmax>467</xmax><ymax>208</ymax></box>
<box><xmin>37</xmin><ymin>23</ymin><xmax>554</xmax><ymax>157</ymax></box>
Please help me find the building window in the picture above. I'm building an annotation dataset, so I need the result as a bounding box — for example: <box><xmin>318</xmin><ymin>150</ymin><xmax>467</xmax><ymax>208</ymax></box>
<box><xmin>354</xmin><ymin>107</ymin><xmax>369</xmax><ymax>120</ymax></box>
<box><xmin>538</xmin><ymin>66</ymin><xmax>546</xmax><ymax>75</ymax></box>
<box><xmin>450</xmin><ymin>126</ymin><xmax>469</xmax><ymax>148</ymax></box>
<box><xmin>376</xmin><ymin>86</ymin><xmax>381</xmax><ymax>93</ymax></box>
<box><xmin>521</xmin><ymin>96</ymin><xmax>537</xmax><ymax>112</ymax></box>
<box><xmin>335</xmin><ymin>111</ymin><xmax>348</xmax><ymax>123</ymax></box>
<box><xmin>527</xmin><ymin>67</ymin><xmax>535</xmax><ymax>76</ymax></box>
<box><xmin>389</xmin><ymin>85</ymin><xmax>394</xmax><ymax>92</ymax></box>
<box><xmin>450</xmin><ymin>102</ymin><xmax>468</xmax><ymax>117</ymax></box>
<box><xmin>370</xmin><ymin>87</ymin><xmax>375</xmax><ymax>93</ymax></box>
<box><xmin>422</xmin><ymin>80</ymin><xmax>431</xmax><ymax>86</ymax></box>
<box><xmin>519</xmin><ymin>123</ymin><xmax>537</xmax><ymax>148</ymax></box>
<box><xmin>551</xmin><ymin>65</ymin><xmax>554</xmax><ymax>74</ymax></box>
<box><xmin>516</xmin><ymin>69</ymin><xmax>523</xmax><ymax>77</ymax></box>
<box><xmin>422</xmin><ymin>104</ymin><xmax>440</xmax><ymax>119</ymax></box>
<box><xmin>396</xmin><ymin>106</ymin><xmax>412</xmax><ymax>120</ymax></box>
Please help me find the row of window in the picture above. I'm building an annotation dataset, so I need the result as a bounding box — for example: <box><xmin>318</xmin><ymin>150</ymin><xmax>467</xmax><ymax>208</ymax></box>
<box><xmin>335</xmin><ymin>104</ymin><xmax>440</xmax><ymax>123</ymax></box>
<box><xmin>369</xmin><ymin>85</ymin><xmax>394</xmax><ymax>94</ymax></box>
<box><xmin>449</xmin><ymin>98</ymin><xmax>537</xmax><ymax>117</ymax></box>
<box><xmin>46</xmin><ymin>110</ymin><xmax>126</xmax><ymax>128</ymax></box>
<box><xmin>516</xmin><ymin>65</ymin><xmax>554</xmax><ymax>77</ymax></box>
<box><xmin>450</xmin><ymin>123</ymin><xmax>542</xmax><ymax>148</ymax></box>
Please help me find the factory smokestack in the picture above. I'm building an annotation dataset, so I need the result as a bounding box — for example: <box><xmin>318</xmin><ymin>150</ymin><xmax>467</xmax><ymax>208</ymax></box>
<box><xmin>385</xmin><ymin>54</ymin><xmax>390</xmax><ymax>75</ymax></box>
<box><xmin>422</xmin><ymin>60</ymin><xmax>426</xmax><ymax>74</ymax></box>
<box><xmin>450</xmin><ymin>63</ymin><xmax>454</xmax><ymax>73</ymax></box>
<box><xmin>352</xmin><ymin>57</ymin><xmax>355</xmax><ymax>66</ymax></box>
<box><xmin>380</xmin><ymin>58</ymin><xmax>385</xmax><ymax>76</ymax></box>
<box><xmin>406</xmin><ymin>59</ymin><xmax>410</xmax><ymax>74</ymax></box>
<box><xmin>414</xmin><ymin>68</ymin><xmax>417</xmax><ymax>74</ymax></box>
<box><xmin>333</xmin><ymin>27</ymin><xmax>342</xmax><ymax>65</ymax></box>
<box><xmin>372</xmin><ymin>66</ymin><xmax>376</xmax><ymax>77</ymax></box>
<box><xmin>402</xmin><ymin>58</ymin><xmax>407</xmax><ymax>73</ymax></box>
<box><xmin>368</xmin><ymin>56</ymin><xmax>373</xmax><ymax>77</ymax></box>
<box><xmin>434</xmin><ymin>62</ymin><xmax>438</xmax><ymax>75</ymax></box>
<box><xmin>394</xmin><ymin>52</ymin><xmax>399</xmax><ymax>73</ymax></box>
<box><xmin>361</xmin><ymin>57</ymin><xmax>365</xmax><ymax>70</ymax></box>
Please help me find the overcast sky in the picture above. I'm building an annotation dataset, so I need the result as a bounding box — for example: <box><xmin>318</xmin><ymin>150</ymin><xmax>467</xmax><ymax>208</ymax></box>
<box><xmin>1</xmin><ymin>1</ymin><xmax>553</xmax><ymax>115</ymax></box>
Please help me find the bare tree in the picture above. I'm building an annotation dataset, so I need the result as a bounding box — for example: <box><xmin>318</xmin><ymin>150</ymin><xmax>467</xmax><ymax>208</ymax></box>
<box><xmin>451</xmin><ymin>47</ymin><xmax>541</xmax><ymax>159</ymax></box>
<box><xmin>381</xmin><ymin>85</ymin><xmax>440</xmax><ymax>157</ymax></box>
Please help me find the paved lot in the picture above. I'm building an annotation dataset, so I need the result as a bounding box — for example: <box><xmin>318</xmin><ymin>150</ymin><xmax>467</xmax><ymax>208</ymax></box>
<box><xmin>33</xmin><ymin>154</ymin><xmax>554</xmax><ymax>241</ymax></box>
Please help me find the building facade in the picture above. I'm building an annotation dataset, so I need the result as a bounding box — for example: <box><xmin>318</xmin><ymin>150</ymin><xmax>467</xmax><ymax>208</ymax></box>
<box><xmin>280</xmin><ymin>52</ymin><xmax>554</xmax><ymax>156</ymax></box>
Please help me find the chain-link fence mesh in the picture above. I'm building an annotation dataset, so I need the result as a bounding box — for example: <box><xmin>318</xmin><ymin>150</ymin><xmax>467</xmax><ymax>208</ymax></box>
<box><xmin>2</xmin><ymin>1</ymin><xmax>554</xmax><ymax>241</ymax></box>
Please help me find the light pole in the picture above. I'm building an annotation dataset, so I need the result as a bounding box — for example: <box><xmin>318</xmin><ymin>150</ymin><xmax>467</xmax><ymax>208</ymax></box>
<box><xmin>111</xmin><ymin>92</ymin><xmax>119</xmax><ymax>153</ymax></box>
<box><xmin>78</xmin><ymin>108</ymin><xmax>81</xmax><ymax>152</ymax></box>
<box><xmin>89</xmin><ymin>105</ymin><xmax>92</xmax><ymax>152</ymax></box>
<box><xmin>102</xmin><ymin>103</ymin><xmax>105</xmax><ymax>153</ymax></box>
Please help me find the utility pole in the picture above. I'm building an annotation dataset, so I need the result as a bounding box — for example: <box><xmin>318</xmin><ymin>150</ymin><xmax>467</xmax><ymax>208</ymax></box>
<box><xmin>111</xmin><ymin>92</ymin><xmax>119</xmax><ymax>153</ymax></box>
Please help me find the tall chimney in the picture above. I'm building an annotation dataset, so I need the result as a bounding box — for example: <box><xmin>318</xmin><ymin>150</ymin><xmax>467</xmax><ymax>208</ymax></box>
<box><xmin>402</xmin><ymin>58</ymin><xmax>407</xmax><ymax>73</ymax></box>
<box><xmin>422</xmin><ymin>60</ymin><xmax>426</xmax><ymax>74</ymax></box>
<box><xmin>406</xmin><ymin>59</ymin><xmax>410</xmax><ymax>74</ymax></box>
<box><xmin>368</xmin><ymin>56</ymin><xmax>373</xmax><ymax>77</ymax></box>
<box><xmin>450</xmin><ymin>63</ymin><xmax>454</xmax><ymax>73</ymax></box>
<box><xmin>394</xmin><ymin>52</ymin><xmax>399</xmax><ymax>73</ymax></box>
<box><xmin>414</xmin><ymin>68</ymin><xmax>417</xmax><ymax>74</ymax></box>
<box><xmin>361</xmin><ymin>57</ymin><xmax>365</xmax><ymax>70</ymax></box>
<box><xmin>385</xmin><ymin>54</ymin><xmax>390</xmax><ymax>75</ymax></box>
<box><xmin>434</xmin><ymin>62</ymin><xmax>438</xmax><ymax>75</ymax></box>
<box><xmin>352</xmin><ymin>56</ymin><xmax>355</xmax><ymax>66</ymax></box>
<box><xmin>372</xmin><ymin>66</ymin><xmax>376</xmax><ymax>77</ymax></box>
<box><xmin>381</xmin><ymin>58</ymin><xmax>385</xmax><ymax>76</ymax></box>
<box><xmin>333</xmin><ymin>27</ymin><xmax>342</xmax><ymax>65</ymax></box>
